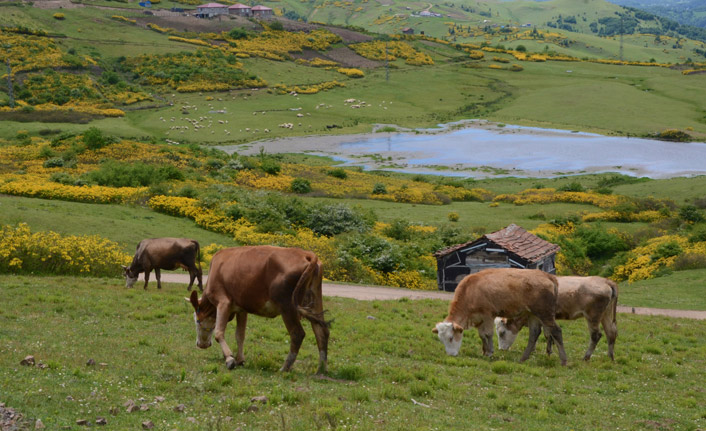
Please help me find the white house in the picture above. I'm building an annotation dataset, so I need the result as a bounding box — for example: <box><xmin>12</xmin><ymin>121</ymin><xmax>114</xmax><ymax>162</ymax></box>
<box><xmin>196</xmin><ymin>2</ymin><xmax>228</xmax><ymax>17</ymax></box>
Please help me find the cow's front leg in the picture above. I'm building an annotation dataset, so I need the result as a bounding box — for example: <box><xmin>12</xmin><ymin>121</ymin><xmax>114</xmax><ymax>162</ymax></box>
<box><xmin>478</xmin><ymin>319</ymin><xmax>494</xmax><ymax>357</ymax></box>
<box><xmin>154</xmin><ymin>268</ymin><xmax>162</xmax><ymax>290</ymax></box>
<box><xmin>213</xmin><ymin>303</ymin><xmax>236</xmax><ymax>369</ymax></box>
<box><xmin>280</xmin><ymin>310</ymin><xmax>306</xmax><ymax>372</ymax></box>
<box><xmin>234</xmin><ymin>312</ymin><xmax>247</xmax><ymax>366</ymax></box>
<box><xmin>143</xmin><ymin>270</ymin><xmax>151</xmax><ymax>290</ymax></box>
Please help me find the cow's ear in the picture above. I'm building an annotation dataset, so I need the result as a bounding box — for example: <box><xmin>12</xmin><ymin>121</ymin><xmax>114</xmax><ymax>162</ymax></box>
<box><xmin>452</xmin><ymin>322</ymin><xmax>464</xmax><ymax>333</ymax></box>
<box><xmin>189</xmin><ymin>290</ymin><xmax>200</xmax><ymax>311</ymax></box>
<box><xmin>431</xmin><ymin>326</ymin><xmax>439</xmax><ymax>334</ymax></box>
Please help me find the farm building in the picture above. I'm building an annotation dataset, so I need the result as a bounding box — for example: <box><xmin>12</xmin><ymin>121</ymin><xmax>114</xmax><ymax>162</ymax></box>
<box><xmin>252</xmin><ymin>5</ymin><xmax>274</xmax><ymax>18</ymax></box>
<box><xmin>196</xmin><ymin>2</ymin><xmax>228</xmax><ymax>17</ymax></box>
<box><xmin>401</xmin><ymin>27</ymin><xmax>414</xmax><ymax>35</ymax></box>
<box><xmin>228</xmin><ymin>3</ymin><xmax>252</xmax><ymax>16</ymax></box>
<box><xmin>433</xmin><ymin>224</ymin><xmax>560</xmax><ymax>292</ymax></box>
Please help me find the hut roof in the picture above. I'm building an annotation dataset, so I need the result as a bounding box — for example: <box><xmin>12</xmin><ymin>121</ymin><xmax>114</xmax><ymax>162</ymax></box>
<box><xmin>228</xmin><ymin>3</ymin><xmax>251</xmax><ymax>8</ymax></box>
<box><xmin>198</xmin><ymin>2</ymin><xmax>227</xmax><ymax>7</ymax></box>
<box><xmin>252</xmin><ymin>5</ymin><xmax>272</xmax><ymax>10</ymax></box>
<box><xmin>433</xmin><ymin>224</ymin><xmax>560</xmax><ymax>263</ymax></box>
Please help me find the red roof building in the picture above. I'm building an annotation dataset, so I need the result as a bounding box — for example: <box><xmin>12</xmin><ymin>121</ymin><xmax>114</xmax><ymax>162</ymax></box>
<box><xmin>228</xmin><ymin>3</ymin><xmax>252</xmax><ymax>16</ymax></box>
<box><xmin>434</xmin><ymin>224</ymin><xmax>560</xmax><ymax>292</ymax></box>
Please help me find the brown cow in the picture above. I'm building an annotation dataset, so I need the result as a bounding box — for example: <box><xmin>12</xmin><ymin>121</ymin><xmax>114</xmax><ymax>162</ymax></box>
<box><xmin>187</xmin><ymin>246</ymin><xmax>330</xmax><ymax>373</ymax></box>
<box><xmin>122</xmin><ymin>238</ymin><xmax>203</xmax><ymax>291</ymax></box>
<box><xmin>495</xmin><ymin>276</ymin><xmax>618</xmax><ymax>360</ymax></box>
<box><xmin>433</xmin><ymin>268</ymin><xmax>567</xmax><ymax>365</ymax></box>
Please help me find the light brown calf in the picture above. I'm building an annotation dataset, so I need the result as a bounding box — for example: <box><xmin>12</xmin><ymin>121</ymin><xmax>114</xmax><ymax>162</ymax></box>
<box><xmin>433</xmin><ymin>268</ymin><xmax>567</xmax><ymax>365</ymax></box>
<box><xmin>496</xmin><ymin>276</ymin><xmax>618</xmax><ymax>360</ymax></box>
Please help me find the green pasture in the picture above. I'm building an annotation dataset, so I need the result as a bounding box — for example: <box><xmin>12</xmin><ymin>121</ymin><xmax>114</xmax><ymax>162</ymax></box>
<box><xmin>0</xmin><ymin>195</ymin><xmax>237</xmax><ymax>253</ymax></box>
<box><xmin>1</xmin><ymin>275</ymin><xmax>704</xmax><ymax>430</ymax></box>
<box><xmin>619</xmin><ymin>268</ymin><xmax>706</xmax><ymax>310</ymax></box>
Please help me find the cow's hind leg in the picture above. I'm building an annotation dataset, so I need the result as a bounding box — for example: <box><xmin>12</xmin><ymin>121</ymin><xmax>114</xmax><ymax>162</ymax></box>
<box><xmin>308</xmin><ymin>317</ymin><xmax>330</xmax><ymax>375</ymax></box>
<box><xmin>155</xmin><ymin>268</ymin><xmax>162</xmax><ymax>290</ymax></box>
<box><xmin>520</xmin><ymin>316</ymin><xmax>542</xmax><ymax>362</ymax></box>
<box><xmin>280</xmin><ymin>309</ymin><xmax>306</xmax><ymax>372</ymax></box>
<box><xmin>213</xmin><ymin>302</ymin><xmax>236</xmax><ymax>369</ymax></box>
<box><xmin>545</xmin><ymin>327</ymin><xmax>554</xmax><ymax>356</ymax></box>
<box><xmin>583</xmin><ymin>318</ymin><xmax>603</xmax><ymax>361</ymax></box>
<box><xmin>602</xmin><ymin>313</ymin><xmax>617</xmax><ymax>361</ymax></box>
<box><xmin>234</xmin><ymin>312</ymin><xmax>247</xmax><ymax>366</ymax></box>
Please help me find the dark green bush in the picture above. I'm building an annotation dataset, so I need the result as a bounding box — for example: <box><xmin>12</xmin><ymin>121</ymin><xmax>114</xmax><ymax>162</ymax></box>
<box><xmin>372</xmin><ymin>183</ymin><xmax>387</xmax><ymax>195</ymax></box>
<box><xmin>652</xmin><ymin>241</ymin><xmax>683</xmax><ymax>261</ymax></box>
<box><xmin>259</xmin><ymin>158</ymin><xmax>281</xmax><ymax>175</ymax></box>
<box><xmin>290</xmin><ymin>178</ymin><xmax>312</xmax><ymax>194</ymax></box>
<box><xmin>82</xmin><ymin>127</ymin><xmax>108</xmax><ymax>150</ymax></box>
<box><xmin>558</xmin><ymin>181</ymin><xmax>585</xmax><ymax>192</ymax></box>
<box><xmin>83</xmin><ymin>161</ymin><xmax>183</xmax><ymax>187</ymax></box>
<box><xmin>306</xmin><ymin>203</ymin><xmax>373</xmax><ymax>237</ymax></box>
<box><xmin>327</xmin><ymin>168</ymin><xmax>348</xmax><ymax>179</ymax></box>
<box><xmin>383</xmin><ymin>219</ymin><xmax>412</xmax><ymax>241</ymax></box>
<box><xmin>679</xmin><ymin>205</ymin><xmax>705</xmax><ymax>223</ymax></box>
<box><xmin>43</xmin><ymin>157</ymin><xmax>65</xmax><ymax>168</ymax></box>
<box><xmin>339</xmin><ymin>233</ymin><xmax>404</xmax><ymax>273</ymax></box>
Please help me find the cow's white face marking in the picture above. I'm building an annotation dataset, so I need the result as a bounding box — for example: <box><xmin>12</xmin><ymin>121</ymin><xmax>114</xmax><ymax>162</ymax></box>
<box><xmin>194</xmin><ymin>313</ymin><xmax>215</xmax><ymax>349</ymax></box>
<box><xmin>125</xmin><ymin>274</ymin><xmax>138</xmax><ymax>288</ymax></box>
<box><xmin>495</xmin><ymin>317</ymin><xmax>518</xmax><ymax>350</ymax></box>
<box><xmin>435</xmin><ymin>322</ymin><xmax>463</xmax><ymax>356</ymax></box>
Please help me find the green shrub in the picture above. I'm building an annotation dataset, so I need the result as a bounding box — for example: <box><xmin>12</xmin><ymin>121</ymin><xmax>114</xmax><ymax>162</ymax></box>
<box><xmin>383</xmin><ymin>219</ymin><xmax>412</xmax><ymax>241</ymax></box>
<box><xmin>372</xmin><ymin>183</ymin><xmax>387</xmax><ymax>195</ymax></box>
<box><xmin>327</xmin><ymin>168</ymin><xmax>348</xmax><ymax>179</ymax></box>
<box><xmin>679</xmin><ymin>205</ymin><xmax>705</xmax><ymax>223</ymax></box>
<box><xmin>290</xmin><ymin>178</ymin><xmax>312</xmax><ymax>194</ymax></box>
<box><xmin>339</xmin><ymin>233</ymin><xmax>404</xmax><ymax>273</ymax></box>
<box><xmin>652</xmin><ymin>241</ymin><xmax>683</xmax><ymax>261</ymax></box>
<box><xmin>177</xmin><ymin>184</ymin><xmax>198</xmax><ymax>198</ymax></box>
<box><xmin>43</xmin><ymin>157</ymin><xmax>65</xmax><ymax>168</ymax></box>
<box><xmin>259</xmin><ymin>158</ymin><xmax>281</xmax><ymax>175</ymax></box>
<box><xmin>447</xmin><ymin>212</ymin><xmax>459</xmax><ymax>222</ymax></box>
<box><xmin>82</xmin><ymin>127</ymin><xmax>110</xmax><ymax>150</ymax></box>
<box><xmin>306</xmin><ymin>203</ymin><xmax>372</xmax><ymax>237</ymax></box>
<box><xmin>558</xmin><ymin>181</ymin><xmax>585</xmax><ymax>192</ymax></box>
<box><xmin>83</xmin><ymin>161</ymin><xmax>183</xmax><ymax>187</ymax></box>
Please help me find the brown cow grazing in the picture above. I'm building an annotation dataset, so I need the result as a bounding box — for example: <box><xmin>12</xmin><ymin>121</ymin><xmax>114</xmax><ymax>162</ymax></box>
<box><xmin>188</xmin><ymin>246</ymin><xmax>330</xmax><ymax>374</ymax></box>
<box><xmin>433</xmin><ymin>268</ymin><xmax>567</xmax><ymax>365</ymax></box>
<box><xmin>122</xmin><ymin>238</ymin><xmax>203</xmax><ymax>291</ymax></box>
<box><xmin>495</xmin><ymin>276</ymin><xmax>618</xmax><ymax>360</ymax></box>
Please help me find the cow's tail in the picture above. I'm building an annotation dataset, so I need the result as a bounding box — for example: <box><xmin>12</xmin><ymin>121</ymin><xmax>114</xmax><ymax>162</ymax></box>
<box><xmin>292</xmin><ymin>256</ymin><xmax>330</xmax><ymax>328</ymax></box>
<box><xmin>606</xmin><ymin>278</ymin><xmax>619</xmax><ymax>324</ymax></box>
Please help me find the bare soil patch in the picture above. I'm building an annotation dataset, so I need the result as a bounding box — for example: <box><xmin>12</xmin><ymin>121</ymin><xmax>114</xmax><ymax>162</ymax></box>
<box><xmin>31</xmin><ymin>0</ymin><xmax>83</xmax><ymax>9</ymax></box>
<box><xmin>322</xmin><ymin>46</ymin><xmax>381</xmax><ymax>68</ymax></box>
<box><xmin>0</xmin><ymin>403</ymin><xmax>30</xmax><ymax>431</ymax></box>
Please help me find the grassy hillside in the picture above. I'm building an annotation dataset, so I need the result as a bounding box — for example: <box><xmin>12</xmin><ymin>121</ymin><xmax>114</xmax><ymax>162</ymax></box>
<box><xmin>1</xmin><ymin>275</ymin><xmax>704</xmax><ymax>430</ymax></box>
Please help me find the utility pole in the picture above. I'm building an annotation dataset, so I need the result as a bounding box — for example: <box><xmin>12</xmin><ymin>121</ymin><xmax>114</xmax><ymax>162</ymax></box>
<box><xmin>5</xmin><ymin>58</ymin><xmax>14</xmax><ymax>108</ymax></box>
<box><xmin>385</xmin><ymin>41</ymin><xmax>389</xmax><ymax>82</ymax></box>
<box><xmin>619</xmin><ymin>15</ymin><xmax>624</xmax><ymax>63</ymax></box>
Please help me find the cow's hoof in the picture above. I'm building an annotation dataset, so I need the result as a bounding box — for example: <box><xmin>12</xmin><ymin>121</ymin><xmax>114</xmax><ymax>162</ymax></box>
<box><xmin>226</xmin><ymin>357</ymin><xmax>237</xmax><ymax>370</ymax></box>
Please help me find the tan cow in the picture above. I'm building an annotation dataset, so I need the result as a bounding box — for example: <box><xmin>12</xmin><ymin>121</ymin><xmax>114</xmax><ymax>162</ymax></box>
<box><xmin>188</xmin><ymin>246</ymin><xmax>330</xmax><ymax>373</ymax></box>
<box><xmin>433</xmin><ymin>268</ymin><xmax>567</xmax><ymax>365</ymax></box>
<box><xmin>123</xmin><ymin>238</ymin><xmax>203</xmax><ymax>291</ymax></box>
<box><xmin>495</xmin><ymin>276</ymin><xmax>618</xmax><ymax>360</ymax></box>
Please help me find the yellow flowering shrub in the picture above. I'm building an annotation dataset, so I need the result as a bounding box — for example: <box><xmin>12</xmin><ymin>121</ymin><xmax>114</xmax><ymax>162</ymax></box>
<box><xmin>0</xmin><ymin>29</ymin><xmax>79</xmax><ymax>73</ymax></box>
<box><xmin>612</xmin><ymin>235</ymin><xmax>695</xmax><ymax>282</ymax></box>
<box><xmin>168</xmin><ymin>36</ymin><xmax>212</xmax><ymax>47</ymax></box>
<box><xmin>111</xmin><ymin>15</ymin><xmax>137</xmax><ymax>24</ymax></box>
<box><xmin>0</xmin><ymin>177</ymin><xmax>148</xmax><ymax>204</ymax></box>
<box><xmin>349</xmin><ymin>41</ymin><xmax>432</xmax><ymax>65</ymax></box>
<box><xmin>337</xmin><ymin>68</ymin><xmax>365</xmax><ymax>78</ymax></box>
<box><xmin>0</xmin><ymin>223</ymin><xmax>131</xmax><ymax>276</ymax></box>
<box><xmin>273</xmin><ymin>80</ymin><xmax>345</xmax><ymax>95</ymax></box>
<box><xmin>494</xmin><ymin>188</ymin><xmax>623</xmax><ymax>209</ymax></box>
<box><xmin>583</xmin><ymin>210</ymin><xmax>665</xmax><ymax>223</ymax></box>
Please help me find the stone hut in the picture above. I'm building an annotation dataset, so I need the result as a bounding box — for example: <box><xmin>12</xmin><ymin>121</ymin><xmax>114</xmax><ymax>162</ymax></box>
<box><xmin>433</xmin><ymin>224</ymin><xmax>560</xmax><ymax>292</ymax></box>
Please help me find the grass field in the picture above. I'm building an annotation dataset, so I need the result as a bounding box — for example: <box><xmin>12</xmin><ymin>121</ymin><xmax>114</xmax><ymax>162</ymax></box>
<box><xmin>0</xmin><ymin>195</ymin><xmax>238</xmax><ymax>253</ymax></box>
<box><xmin>1</xmin><ymin>275</ymin><xmax>704</xmax><ymax>430</ymax></box>
<box><xmin>618</xmin><ymin>268</ymin><xmax>706</xmax><ymax>310</ymax></box>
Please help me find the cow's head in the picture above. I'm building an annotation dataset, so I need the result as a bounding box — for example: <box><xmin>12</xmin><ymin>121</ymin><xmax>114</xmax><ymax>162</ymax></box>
<box><xmin>495</xmin><ymin>317</ymin><xmax>519</xmax><ymax>350</ymax></box>
<box><xmin>188</xmin><ymin>290</ymin><xmax>214</xmax><ymax>349</ymax></box>
<box><xmin>432</xmin><ymin>321</ymin><xmax>464</xmax><ymax>356</ymax></box>
<box><xmin>122</xmin><ymin>265</ymin><xmax>138</xmax><ymax>289</ymax></box>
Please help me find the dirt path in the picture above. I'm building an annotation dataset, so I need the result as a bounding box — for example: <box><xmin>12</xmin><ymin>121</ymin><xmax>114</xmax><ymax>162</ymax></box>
<box><xmin>141</xmin><ymin>273</ymin><xmax>706</xmax><ymax>320</ymax></box>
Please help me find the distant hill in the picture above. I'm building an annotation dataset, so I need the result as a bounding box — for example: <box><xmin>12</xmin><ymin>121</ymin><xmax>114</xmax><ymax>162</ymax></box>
<box><xmin>606</xmin><ymin>0</ymin><xmax>706</xmax><ymax>28</ymax></box>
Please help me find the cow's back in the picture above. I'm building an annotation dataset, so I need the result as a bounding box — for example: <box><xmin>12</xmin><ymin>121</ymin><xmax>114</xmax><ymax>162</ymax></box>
<box><xmin>205</xmin><ymin>246</ymin><xmax>317</xmax><ymax>313</ymax></box>
<box><xmin>451</xmin><ymin>268</ymin><xmax>558</xmax><ymax>319</ymax></box>
<box><xmin>137</xmin><ymin>238</ymin><xmax>198</xmax><ymax>267</ymax></box>
<box><xmin>556</xmin><ymin>276</ymin><xmax>613</xmax><ymax>320</ymax></box>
